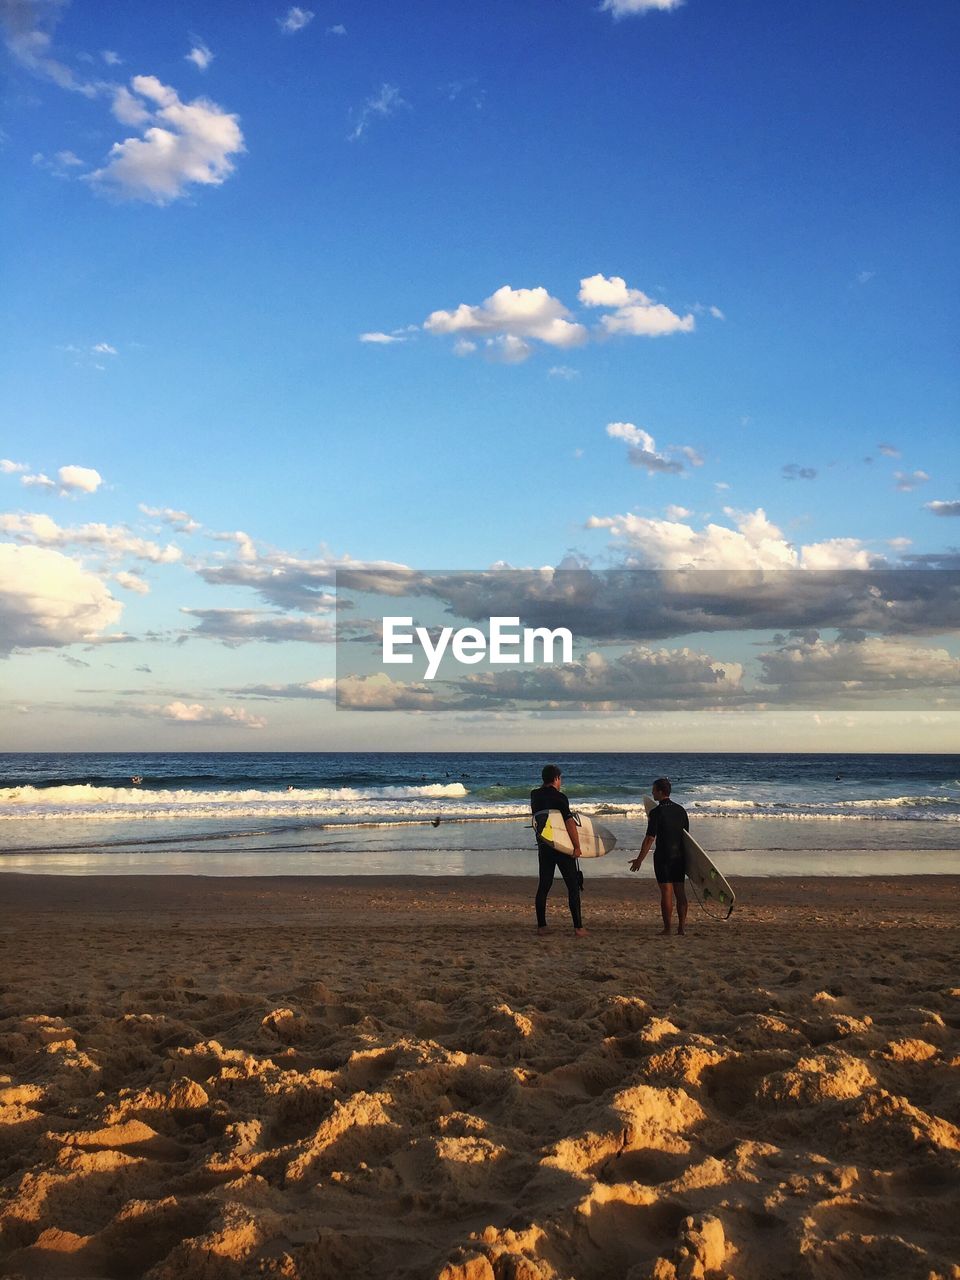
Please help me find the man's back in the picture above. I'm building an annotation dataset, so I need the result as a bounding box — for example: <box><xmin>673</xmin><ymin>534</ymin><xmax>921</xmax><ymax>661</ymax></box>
<box><xmin>646</xmin><ymin>797</ymin><xmax>689</xmax><ymax>855</ymax></box>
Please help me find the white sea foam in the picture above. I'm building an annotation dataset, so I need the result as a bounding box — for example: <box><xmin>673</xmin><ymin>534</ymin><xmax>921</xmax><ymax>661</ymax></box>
<box><xmin>0</xmin><ymin>783</ymin><xmax>956</xmax><ymax>824</ymax></box>
<box><xmin>0</xmin><ymin>782</ymin><xmax>470</xmax><ymax>821</ymax></box>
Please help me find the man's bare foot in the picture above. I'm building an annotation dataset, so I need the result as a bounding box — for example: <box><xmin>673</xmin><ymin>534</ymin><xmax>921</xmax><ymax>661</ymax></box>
<box><xmin>660</xmin><ymin>927</ymin><xmax>671</xmax><ymax>936</ymax></box>
<box><xmin>677</xmin><ymin>926</ymin><xmax>685</xmax><ymax>935</ymax></box>
<box><xmin>574</xmin><ymin>927</ymin><xmax>587</xmax><ymax>937</ymax></box>
<box><xmin>537</xmin><ymin>926</ymin><xmax>549</xmax><ymax>936</ymax></box>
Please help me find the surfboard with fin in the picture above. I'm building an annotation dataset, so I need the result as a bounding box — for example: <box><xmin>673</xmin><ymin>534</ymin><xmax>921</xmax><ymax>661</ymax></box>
<box><xmin>533</xmin><ymin>810</ymin><xmax>616</xmax><ymax>858</ymax></box>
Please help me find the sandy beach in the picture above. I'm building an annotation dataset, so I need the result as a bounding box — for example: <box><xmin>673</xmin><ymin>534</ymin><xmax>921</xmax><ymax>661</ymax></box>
<box><xmin>0</xmin><ymin>873</ymin><xmax>957</xmax><ymax>1280</ymax></box>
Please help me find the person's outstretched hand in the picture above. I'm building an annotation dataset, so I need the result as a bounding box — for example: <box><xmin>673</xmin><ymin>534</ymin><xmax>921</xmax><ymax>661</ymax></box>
<box><xmin>628</xmin><ymin>855</ymin><xmax>643</xmax><ymax>873</ymax></box>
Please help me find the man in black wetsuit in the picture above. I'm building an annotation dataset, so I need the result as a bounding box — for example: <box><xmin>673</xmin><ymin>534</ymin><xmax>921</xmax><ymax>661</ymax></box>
<box><xmin>629</xmin><ymin>777</ymin><xmax>690</xmax><ymax>936</ymax></box>
<box><xmin>530</xmin><ymin>764</ymin><xmax>586</xmax><ymax>937</ymax></box>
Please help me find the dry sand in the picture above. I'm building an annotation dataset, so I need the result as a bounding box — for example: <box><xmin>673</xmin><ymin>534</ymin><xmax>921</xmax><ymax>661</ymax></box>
<box><xmin>0</xmin><ymin>873</ymin><xmax>957</xmax><ymax>1280</ymax></box>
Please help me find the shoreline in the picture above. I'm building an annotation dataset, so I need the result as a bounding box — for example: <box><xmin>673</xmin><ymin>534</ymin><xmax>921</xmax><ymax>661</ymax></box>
<box><xmin>1</xmin><ymin>875</ymin><xmax>957</xmax><ymax>1279</ymax></box>
<box><xmin>4</xmin><ymin>869</ymin><xmax>960</xmax><ymax>889</ymax></box>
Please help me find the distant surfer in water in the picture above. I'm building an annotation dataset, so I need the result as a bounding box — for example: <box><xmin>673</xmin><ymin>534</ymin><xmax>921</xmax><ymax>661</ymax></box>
<box><xmin>629</xmin><ymin>777</ymin><xmax>690</xmax><ymax>936</ymax></box>
<box><xmin>531</xmin><ymin>764</ymin><xmax>586</xmax><ymax>937</ymax></box>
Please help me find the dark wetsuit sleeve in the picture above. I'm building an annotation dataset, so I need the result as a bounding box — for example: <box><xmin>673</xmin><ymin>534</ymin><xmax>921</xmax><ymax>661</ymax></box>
<box><xmin>555</xmin><ymin>791</ymin><xmax>573</xmax><ymax>822</ymax></box>
<box><xmin>644</xmin><ymin>806</ymin><xmax>659</xmax><ymax>841</ymax></box>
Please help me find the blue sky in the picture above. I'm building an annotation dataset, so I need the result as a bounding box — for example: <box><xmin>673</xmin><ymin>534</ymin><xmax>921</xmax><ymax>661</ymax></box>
<box><xmin>1</xmin><ymin>0</ymin><xmax>958</xmax><ymax>749</ymax></box>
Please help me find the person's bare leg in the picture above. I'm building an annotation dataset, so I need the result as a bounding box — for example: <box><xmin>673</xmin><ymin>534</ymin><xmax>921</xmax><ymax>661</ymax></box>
<box><xmin>659</xmin><ymin>884</ymin><xmax>673</xmax><ymax>934</ymax></box>
<box><xmin>675</xmin><ymin>882</ymin><xmax>688</xmax><ymax>935</ymax></box>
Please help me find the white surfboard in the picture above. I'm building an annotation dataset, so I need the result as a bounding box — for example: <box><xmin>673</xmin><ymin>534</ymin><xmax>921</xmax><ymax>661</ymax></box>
<box><xmin>643</xmin><ymin>795</ymin><xmax>735</xmax><ymax>917</ymax></box>
<box><xmin>533</xmin><ymin>810</ymin><xmax>617</xmax><ymax>858</ymax></box>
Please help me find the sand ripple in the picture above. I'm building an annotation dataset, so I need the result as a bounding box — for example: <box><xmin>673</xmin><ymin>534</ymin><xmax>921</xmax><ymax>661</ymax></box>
<box><xmin>0</xmin><ymin>875</ymin><xmax>958</xmax><ymax>1279</ymax></box>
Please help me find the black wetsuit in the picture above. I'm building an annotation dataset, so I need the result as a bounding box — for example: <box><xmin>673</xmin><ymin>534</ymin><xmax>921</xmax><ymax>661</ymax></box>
<box><xmin>530</xmin><ymin>784</ymin><xmax>582</xmax><ymax>929</ymax></box>
<box><xmin>646</xmin><ymin>797</ymin><xmax>690</xmax><ymax>885</ymax></box>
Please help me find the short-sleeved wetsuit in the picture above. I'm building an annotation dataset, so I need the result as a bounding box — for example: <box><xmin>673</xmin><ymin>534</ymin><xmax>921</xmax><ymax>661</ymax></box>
<box><xmin>645</xmin><ymin>797</ymin><xmax>690</xmax><ymax>885</ymax></box>
<box><xmin>531</xmin><ymin>784</ymin><xmax>582</xmax><ymax>929</ymax></box>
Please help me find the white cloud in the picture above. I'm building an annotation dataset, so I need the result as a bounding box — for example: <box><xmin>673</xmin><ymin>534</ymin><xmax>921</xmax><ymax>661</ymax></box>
<box><xmin>102</xmin><ymin>49</ymin><xmax>122</xmax><ymax>66</ymax></box>
<box><xmin>600</xmin><ymin>0</ymin><xmax>684</xmax><ymax>15</ymax></box>
<box><xmin>305</xmin><ymin>676</ymin><xmax>336</xmax><ymax>694</ymax></box>
<box><xmin>0</xmin><ymin>512</ymin><xmax>182</xmax><ymax>563</ymax></box>
<box><xmin>21</xmin><ymin>472</ymin><xmax>56</xmax><ymax>490</ymax></box>
<box><xmin>798</xmin><ymin>538</ymin><xmax>876</xmax><ymax>570</ymax></box>
<box><xmin>709</xmin><ymin>305</ymin><xmax>725</xmax><ymax>320</ymax></box>
<box><xmin>139</xmin><ymin>504</ymin><xmax>201</xmax><ymax>534</ymax></box>
<box><xmin>156</xmin><ymin>701</ymin><xmax>266</xmax><ymax>729</ymax></box>
<box><xmin>666</xmin><ymin>504</ymin><xmax>692</xmax><ymax>520</ymax></box>
<box><xmin>548</xmin><ymin>365</ymin><xmax>579</xmax><ymax>380</ymax></box>
<box><xmin>927</xmin><ymin>500</ymin><xmax>960</xmax><ymax>517</ymax></box>
<box><xmin>115</xmin><ymin>569</ymin><xmax>149</xmax><ymax>594</ymax></box>
<box><xmin>878</xmin><ymin>443</ymin><xmax>900</xmax><ymax>458</ymax></box>
<box><xmin>279</xmin><ymin>7</ymin><xmax>315</xmax><ymax>34</ymax></box>
<box><xmin>586</xmin><ymin>506</ymin><xmax>879</xmax><ymax>570</ymax></box>
<box><xmin>1</xmin><ymin>459</ymin><xmax>29</xmax><ymax>474</ymax></box>
<box><xmin>32</xmin><ymin>148</ymin><xmax>83</xmax><ymax>178</ymax></box>
<box><xmin>328</xmin><ymin>23</ymin><xmax>346</xmax><ymax>36</ymax></box>
<box><xmin>607</xmin><ymin>422</ymin><xmax>703</xmax><ymax>475</ymax></box>
<box><xmin>91</xmin><ymin>341</ymin><xmax>117</xmax><ymax>355</ymax></box>
<box><xmin>193</xmin><ymin>537</ymin><xmax>406</xmax><ymax>612</ymax></box>
<box><xmin>893</xmin><ymin>470</ymin><xmax>930</xmax><ymax>492</ymax></box>
<box><xmin>112</xmin><ymin>84</ymin><xmax>151</xmax><ymax>126</ymax></box>
<box><xmin>759</xmin><ymin>636</ymin><xmax>960</xmax><ymax>699</ymax></box>
<box><xmin>90</xmin><ymin>75</ymin><xmax>244</xmax><ymax>205</ymax></box>
<box><xmin>607</xmin><ymin>422</ymin><xmax>683</xmax><ymax>474</ymax></box>
<box><xmin>425</xmin><ymin>285</ymin><xmax>588</xmax><ymax>360</ymax></box>
<box><xmin>349</xmin><ymin>83</ymin><xmax>409</xmax><ymax>142</ymax></box>
<box><xmin>578</xmin><ymin>274</ymin><xmax>638</xmax><ymax>308</ymax></box>
<box><xmin>58</xmin><ymin>464</ymin><xmax>102</xmax><ymax>494</ymax></box>
<box><xmin>486</xmin><ymin>334</ymin><xmax>532</xmax><ymax>363</ymax></box>
<box><xmin>359</xmin><ymin>331</ymin><xmax>405</xmax><ymax>344</ymax></box>
<box><xmin>382</xmin><ymin>273</ymin><xmax>701</xmax><ymax>364</ymax></box>
<box><xmin>181</xmin><ymin>607</ymin><xmax>336</xmax><ymax>645</ymax></box>
<box><xmin>209</xmin><ymin>528</ymin><xmax>258</xmax><ymax>561</ymax></box>
<box><xmin>337</xmin><ymin>673</ymin><xmax>437</xmax><ymax>711</ymax></box>
<box><xmin>231</xmin><ymin>676</ymin><xmax>335</xmax><ymax>700</ymax></box>
<box><xmin>0</xmin><ymin>542</ymin><xmax>123</xmax><ymax>654</ymax></box>
<box><xmin>579</xmin><ymin>273</ymin><xmax>694</xmax><ymax>337</ymax></box>
<box><xmin>0</xmin><ymin>0</ymin><xmax>98</xmax><ymax>96</ymax></box>
<box><xmin>185</xmin><ymin>41</ymin><xmax>213</xmax><ymax>71</ymax></box>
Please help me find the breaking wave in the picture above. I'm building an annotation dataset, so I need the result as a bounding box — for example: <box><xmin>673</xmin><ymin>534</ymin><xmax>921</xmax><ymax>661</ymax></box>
<box><xmin>0</xmin><ymin>781</ymin><xmax>957</xmax><ymax>824</ymax></box>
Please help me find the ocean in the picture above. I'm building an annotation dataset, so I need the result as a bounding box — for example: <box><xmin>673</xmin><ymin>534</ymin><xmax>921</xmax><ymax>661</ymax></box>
<box><xmin>0</xmin><ymin>751</ymin><xmax>957</xmax><ymax>878</ymax></box>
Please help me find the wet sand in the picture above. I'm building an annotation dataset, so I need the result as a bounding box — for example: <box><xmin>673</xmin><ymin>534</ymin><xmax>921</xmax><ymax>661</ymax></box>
<box><xmin>0</xmin><ymin>874</ymin><xmax>958</xmax><ymax>1279</ymax></box>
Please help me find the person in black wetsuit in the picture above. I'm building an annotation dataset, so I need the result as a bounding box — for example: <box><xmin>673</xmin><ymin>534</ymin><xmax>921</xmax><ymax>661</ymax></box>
<box><xmin>530</xmin><ymin>764</ymin><xmax>586</xmax><ymax>937</ymax></box>
<box><xmin>629</xmin><ymin>777</ymin><xmax>690</xmax><ymax>936</ymax></box>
